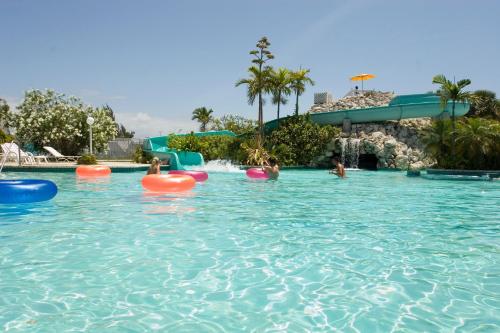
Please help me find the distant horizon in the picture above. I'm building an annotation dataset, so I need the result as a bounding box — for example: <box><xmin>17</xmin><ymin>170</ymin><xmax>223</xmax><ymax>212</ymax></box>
<box><xmin>2</xmin><ymin>0</ymin><xmax>499</xmax><ymax>138</ymax></box>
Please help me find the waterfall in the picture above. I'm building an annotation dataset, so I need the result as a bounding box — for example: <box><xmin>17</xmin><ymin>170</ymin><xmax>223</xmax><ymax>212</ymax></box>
<box><xmin>339</xmin><ymin>138</ymin><xmax>360</xmax><ymax>169</ymax></box>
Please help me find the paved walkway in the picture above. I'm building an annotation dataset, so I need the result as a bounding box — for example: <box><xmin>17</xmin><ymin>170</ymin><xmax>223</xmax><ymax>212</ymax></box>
<box><xmin>2</xmin><ymin>160</ymin><xmax>150</xmax><ymax>172</ymax></box>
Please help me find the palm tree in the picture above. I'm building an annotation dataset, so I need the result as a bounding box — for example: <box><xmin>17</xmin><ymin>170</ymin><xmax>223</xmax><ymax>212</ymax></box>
<box><xmin>455</xmin><ymin>118</ymin><xmax>500</xmax><ymax>169</ymax></box>
<box><xmin>236</xmin><ymin>37</ymin><xmax>274</xmax><ymax>142</ymax></box>
<box><xmin>191</xmin><ymin>107</ymin><xmax>213</xmax><ymax>132</ymax></box>
<box><xmin>290</xmin><ymin>69</ymin><xmax>314</xmax><ymax>116</ymax></box>
<box><xmin>432</xmin><ymin>74</ymin><xmax>471</xmax><ymax>159</ymax></box>
<box><xmin>420</xmin><ymin>120</ymin><xmax>453</xmax><ymax>168</ymax></box>
<box><xmin>269</xmin><ymin>68</ymin><xmax>292</xmax><ymax>127</ymax></box>
<box><xmin>468</xmin><ymin>90</ymin><xmax>500</xmax><ymax>119</ymax></box>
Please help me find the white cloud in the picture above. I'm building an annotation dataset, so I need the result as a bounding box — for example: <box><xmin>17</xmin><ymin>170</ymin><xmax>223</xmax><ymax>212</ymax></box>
<box><xmin>116</xmin><ymin>112</ymin><xmax>197</xmax><ymax>138</ymax></box>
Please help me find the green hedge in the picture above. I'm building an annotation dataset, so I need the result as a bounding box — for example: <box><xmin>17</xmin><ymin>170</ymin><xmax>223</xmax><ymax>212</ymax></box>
<box><xmin>421</xmin><ymin>118</ymin><xmax>500</xmax><ymax>170</ymax></box>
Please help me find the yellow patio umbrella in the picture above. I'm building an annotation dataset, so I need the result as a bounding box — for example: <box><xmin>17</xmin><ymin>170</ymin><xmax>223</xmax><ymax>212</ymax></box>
<box><xmin>350</xmin><ymin>73</ymin><xmax>376</xmax><ymax>92</ymax></box>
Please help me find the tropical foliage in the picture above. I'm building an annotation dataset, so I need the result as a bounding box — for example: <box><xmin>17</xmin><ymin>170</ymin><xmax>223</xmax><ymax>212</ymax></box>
<box><xmin>0</xmin><ymin>128</ymin><xmax>14</xmax><ymax>144</ymax></box>
<box><xmin>421</xmin><ymin>118</ymin><xmax>500</xmax><ymax>170</ymax></box>
<box><xmin>77</xmin><ymin>154</ymin><xmax>97</xmax><ymax>165</ymax></box>
<box><xmin>290</xmin><ymin>69</ymin><xmax>314</xmax><ymax>116</ymax></box>
<box><xmin>266</xmin><ymin>114</ymin><xmax>339</xmax><ymax>166</ymax></box>
<box><xmin>6</xmin><ymin>90</ymin><xmax>117</xmax><ymax>155</ymax></box>
<box><xmin>236</xmin><ymin>37</ymin><xmax>274</xmax><ymax>141</ymax></box>
<box><xmin>468</xmin><ymin>90</ymin><xmax>500</xmax><ymax>120</ymax></box>
<box><xmin>0</xmin><ymin>98</ymin><xmax>11</xmax><ymax>129</ymax></box>
<box><xmin>209</xmin><ymin>114</ymin><xmax>257</xmax><ymax>135</ymax></box>
<box><xmin>133</xmin><ymin>146</ymin><xmax>154</xmax><ymax>164</ymax></box>
<box><xmin>191</xmin><ymin>107</ymin><xmax>214</xmax><ymax>132</ymax></box>
<box><xmin>269</xmin><ymin>68</ymin><xmax>292</xmax><ymax>126</ymax></box>
<box><xmin>105</xmin><ymin>104</ymin><xmax>135</xmax><ymax>138</ymax></box>
<box><xmin>168</xmin><ymin>134</ymin><xmax>242</xmax><ymax>162</ymax></box>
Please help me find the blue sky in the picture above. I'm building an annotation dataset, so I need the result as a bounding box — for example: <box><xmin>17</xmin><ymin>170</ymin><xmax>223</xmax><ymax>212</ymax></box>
<box><xmin>1</xmin><ymin>0</ymin><xmax>499</xmax><ymax>137</ymax></box>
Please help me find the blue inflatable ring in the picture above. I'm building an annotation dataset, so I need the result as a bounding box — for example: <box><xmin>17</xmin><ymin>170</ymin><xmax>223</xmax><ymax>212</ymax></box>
<box><xmin>0</xmin><ymin>179</ymin><xmax>58</xmax><ymax>204</ymax></box>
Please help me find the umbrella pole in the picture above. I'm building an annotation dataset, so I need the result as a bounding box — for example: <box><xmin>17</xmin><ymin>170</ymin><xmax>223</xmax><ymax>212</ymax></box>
<box><xmin>361</xmin><ymin>79</ymin><xmax>364</xmax><ymax>93</ymax></box>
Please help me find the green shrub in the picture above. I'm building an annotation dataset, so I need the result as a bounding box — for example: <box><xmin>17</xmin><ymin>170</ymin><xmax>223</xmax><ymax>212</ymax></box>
<box><xmin>421</xmin><ymin>118</ymin><xmax>500</xmax><ymax>170</ymax></box>
<box><xmin>77</xmin><ymin>154</ymin><xmax>97</xmax><ymax>165</ymax></box>
<box><xmin>168</xmin><ymin>134</ymin><xmax>240</xmax><ymax>162</ymax></box>
<box><xmin>133</xmin><ymin>146</ymin><xmax>154</xmax><ymax>164</ymax></box>
<box><xmin>0</xmin><ymin>129</ymin><xmax>14</xmax><ymax>144</ymax></box>
<box><xmin>266</xmin><ymin>114</ymin><xmax>340</xmax><ymax>166</ymax></box>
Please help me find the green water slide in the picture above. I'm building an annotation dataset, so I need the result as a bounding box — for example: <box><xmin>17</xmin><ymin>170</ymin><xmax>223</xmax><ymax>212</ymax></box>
<box><xmin>265</xmin><ymin>93</ymin><xmax>470</xmax><ymax>131</ymax></box>
<box><xmin>144</xmin><ymin>130</ymin><xmax>236</xmax><ymax>170</ymax></box>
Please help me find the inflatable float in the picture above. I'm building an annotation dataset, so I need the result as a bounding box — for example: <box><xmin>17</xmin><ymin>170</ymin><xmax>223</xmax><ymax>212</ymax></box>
<box><xmin>246</xmin><ymin>168</ymin><xmax>269</xmax><ymax>180</ymax></box>
<box><xmin>0</xmin><ymin>179</ymin><xmax>58</xmax><ymax>204</ymax></box>
<box><xmin>142</xmin><ymin>174</ymin><xmax>196</xmax><ymax>192</ymax></box>
<box><xmin>76</xmin><ymin>165</ymin><xmax>111</xmax><ymax>177</ymax></box>
<box><xmin>168</xmin><ymin>170</ymin><xmax>208</xmax><ymax>182</ymax></box>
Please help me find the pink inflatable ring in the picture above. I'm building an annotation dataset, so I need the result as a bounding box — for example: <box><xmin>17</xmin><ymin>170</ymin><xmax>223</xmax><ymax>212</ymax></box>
<box><xmin>76</xmin><ymin>165</ymin><xmax>111</xmax><ymax>177</ymax></box>
<box><xmin>246</xmin><ymin>168</ymin><xmax>269</xmax><ymax>180</ymax></box>
<box><xmin>168</xmin><ymin>170</ymin><xmax>208</xmax><ymax>182</ymax></box>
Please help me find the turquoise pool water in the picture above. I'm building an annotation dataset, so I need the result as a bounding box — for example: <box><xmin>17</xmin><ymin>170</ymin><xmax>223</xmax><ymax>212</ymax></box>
<box><xmin>1</xmin><ymin>170</ymin><xmax>499</xmax><ymax>332</ymax></box>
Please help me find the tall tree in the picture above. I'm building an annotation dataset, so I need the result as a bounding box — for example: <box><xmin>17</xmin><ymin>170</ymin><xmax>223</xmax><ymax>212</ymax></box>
<box><xmin>191</xmin><ymin>107</ymin><xmax>214</xmax><ymax>132</ymax></box>
<box><xmin>269</xmin><ymin>68</ymin><xmax>292</xmax><ymax>126</ymax></box>
<box><xmin>103</xmin><ymin>104</ymin><xmax>135</xmax><ymax>138</ymax></box>
<box><xmin>0</xmin><ymin>98</ymin><xmax>11</xmax><ymax>130</ymax></box>
<box><xmin>236</xmin><ymin>37</ymin><xmax>274</xmax><ymax>141</ymax></box>
<box><xmin>432</xmin><ymin>74</ymin><xmax>471</xmax><ymax>157</ymax></box>
<box><xmin>290</xmin><ymin>69</ymin><xmax>314</xmax><ymax>116</ymax></box>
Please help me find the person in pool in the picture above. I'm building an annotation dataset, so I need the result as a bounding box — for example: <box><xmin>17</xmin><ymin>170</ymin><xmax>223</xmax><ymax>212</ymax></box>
<box><xmin>263</xmin><ymin>156</ymin><xmax>280</xmax><ymax>179</ymax></box>
<box><xmin>329</xmin><ymin>157</ymin><xmax>346</xmax><ymax>178</ymax></box>
<box><xmin>147</xmin><ymin>157</ymin><xmax>161</xmax><ymax>175</ymax></box>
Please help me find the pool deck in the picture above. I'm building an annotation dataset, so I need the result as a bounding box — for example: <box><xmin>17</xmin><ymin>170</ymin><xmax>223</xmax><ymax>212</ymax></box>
<box><xmin>1</xmin><ymin>161</ymin><xmax>150</xmax><ymax>173</ymax></box>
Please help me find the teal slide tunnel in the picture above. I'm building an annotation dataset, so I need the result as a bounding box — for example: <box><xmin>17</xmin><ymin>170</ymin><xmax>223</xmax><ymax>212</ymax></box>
<box><xmin>264</xmin><ymin>93</ymin><xmax>470</xmax><ymax>131</ymax></box>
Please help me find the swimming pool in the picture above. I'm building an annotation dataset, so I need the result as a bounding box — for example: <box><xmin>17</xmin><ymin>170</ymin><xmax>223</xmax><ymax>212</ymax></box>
<box><xmin>1</xmin><ymin>170</ymin><xmax>499</xmax><ymax>331</ymax></box>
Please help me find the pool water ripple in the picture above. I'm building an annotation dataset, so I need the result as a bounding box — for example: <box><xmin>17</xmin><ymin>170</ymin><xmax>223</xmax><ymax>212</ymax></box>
<box><xmin>0</xmin><ymin>170</ymin><xmax>499</xmax><ymax>331</ymax></box>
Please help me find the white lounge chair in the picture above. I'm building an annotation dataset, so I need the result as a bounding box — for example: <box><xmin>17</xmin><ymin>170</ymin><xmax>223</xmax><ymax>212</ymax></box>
<box><xmin>1</xmin><ymin>142</ymin><xmax>47</xmax><ymax>164</ymax></box>
<box><xmin>43</xmin><ymin>146</ymin><xmax>80</xmax><ymax>162</ymax></box>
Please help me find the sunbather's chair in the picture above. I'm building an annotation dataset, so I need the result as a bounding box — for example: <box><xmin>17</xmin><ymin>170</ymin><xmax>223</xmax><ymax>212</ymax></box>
<box><xmin>43</xmin><ymin>146</ymin><xmax>80</xmax><ymax>162</ymax></box>
<box><xmin>1</xmin><ymin>142</ymin><xmax>46</xmax><ymax>164</ymax></box>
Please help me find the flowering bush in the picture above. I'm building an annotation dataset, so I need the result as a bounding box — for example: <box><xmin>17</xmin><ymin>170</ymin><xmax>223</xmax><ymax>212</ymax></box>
<box><xmin>11</xmin><ymin>90</ymin><xmax>117</xmax><ymax>155</ymax></box>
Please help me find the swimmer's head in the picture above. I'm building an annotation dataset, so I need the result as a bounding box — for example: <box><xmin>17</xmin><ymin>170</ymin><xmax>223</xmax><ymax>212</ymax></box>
<box><xmin>151</xmin><ymin>157</ymin><xmax>160</xmax><ymax>165</ymax></box>
<box><xmin>268</xmin><ymin>156</ymin><xmax>278</xmax><ymax>166</ymax></box>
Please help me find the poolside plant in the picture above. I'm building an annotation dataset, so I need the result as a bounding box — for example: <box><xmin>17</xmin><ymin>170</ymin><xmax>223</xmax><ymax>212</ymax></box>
<box><xmin>421</xmin><ymin>118</ymin><xmax>500</xmax><ymax>170</ymax></box>
<box><xmin>242</xmin><ymin>139</ymin><xmax>270</xmax><ymax>166</ymax></box>
<box><xmin>168</xmin><ymin>134</ymin><xmax>238</xmax><ymax>162</ymax></box>
<box><xmin>209</xmin><ymin>115</ymin><xmax>257</xmax><ymax>135</ymax></box>
<box><xmin>266</xmin><ymin>114</ymin><xmax>339</xmax><ymax>166</ymax></box>
<box><xmin>191</xmin><ymin>107</ymin><xmax>214</xmax><ymax>132</ymax></box>
<box><xmin>432</xmin><ymin>74</ymin><xmax>471</xmax><ymax>160</ymax></box>
<box><xmin>468</xmin><ymin>90</ymin><xmax>500</xmax><ymax>120</ymax></box>
<box><xmin>133</xmin><ymin>146</ymin><xmax>154</xmax><ymax>164</ymax></box>
<box><xmin>0</xmin><ymin>128</ymin><xmax>14</xmax><ymax>144</ymax></box>
<box><xmin>77</xmin><ymin>154</ymin><xmax>97</xmax><ymax>165</ymax></box>
<box><xmin>0</xmin><ymin>98</ymin><xmax>14</xmax><ymax>130</ymax></box>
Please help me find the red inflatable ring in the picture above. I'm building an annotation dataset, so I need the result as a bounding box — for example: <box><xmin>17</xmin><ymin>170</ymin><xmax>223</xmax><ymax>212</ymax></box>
<box><xmin>168</xmin><ymin>170</ymin><xmax>208</xmax><ymax>182</ymax></box>
<box><xmin>142</xmin><ymin>174</ymin><xmax>196</xmax><ymax>192</ymax></box>
<box><xmin>76</xmin><ymin>165</ymin><xmax>112</xmax><ymax>177</ymax></box>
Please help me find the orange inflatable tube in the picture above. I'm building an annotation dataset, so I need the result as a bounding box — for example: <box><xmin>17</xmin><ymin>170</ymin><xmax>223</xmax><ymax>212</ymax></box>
<box><xmin>141</xmin><ymin>174</ymin><xmax>196</xmax><ymax>192</ymax></box>
<box><xmin>76</xmin><ymin>165</ymin><xmax>112</xmax><ymax>177</ymax></box>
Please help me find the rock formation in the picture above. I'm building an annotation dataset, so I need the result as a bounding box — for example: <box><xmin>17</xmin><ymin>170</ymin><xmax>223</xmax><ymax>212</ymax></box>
<box><xmin>317</xmin><ymin>119</ymin><xmax>434</xmax><ymax>170</ymax></box>
<box><xmin>309</xmin><ymin>91</ymin><xmax>395</xmax><ymax>113</ymax></box>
